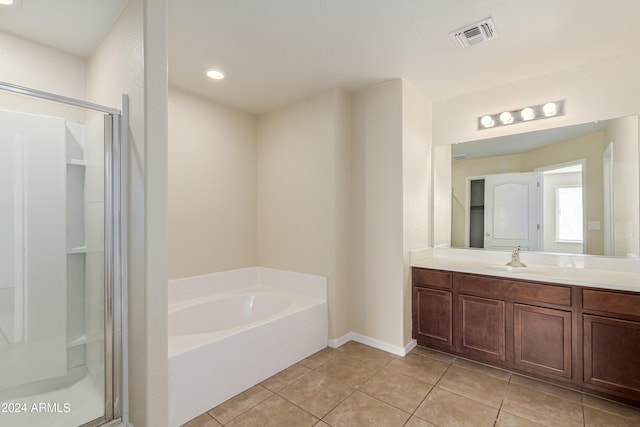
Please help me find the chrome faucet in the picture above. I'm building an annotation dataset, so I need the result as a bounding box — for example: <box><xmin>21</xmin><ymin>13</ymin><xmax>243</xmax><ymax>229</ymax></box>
<box><xmin>506</xmin><ymin>246</ymin><xmax>527</xmax><ymax>267</ymax></box>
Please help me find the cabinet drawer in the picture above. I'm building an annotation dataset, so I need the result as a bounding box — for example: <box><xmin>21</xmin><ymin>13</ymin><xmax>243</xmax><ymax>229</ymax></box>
<box><xmin>457</xmin><ymin>274</ymin><xmax>571</xmax><ymax>306</ymax></box>
<box><xmin>413</xmin><ymin>268</ymin><xmax>452</xmax><ymax>289</ymax></box>
<box><xmin>583</xmin><ymin>289</ymin><xmax>640</xmax><ymax>318</ymax></box>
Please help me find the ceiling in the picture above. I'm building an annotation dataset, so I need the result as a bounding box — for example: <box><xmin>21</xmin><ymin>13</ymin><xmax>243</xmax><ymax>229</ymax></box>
<box><xmin>2</xmin><ymin>1</ymin><xmax>640</xmax><ymax>114</ymax></box>
<box><xmin>0</xmin><ymin>0</ymin><xmax>127</xmax><ymax>57</ymax></box>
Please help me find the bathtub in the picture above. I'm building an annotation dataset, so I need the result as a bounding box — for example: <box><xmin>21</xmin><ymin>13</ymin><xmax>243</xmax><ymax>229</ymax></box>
<box><xmin>168</xmin><ymin>267</ymin><xmax>328</xmax><ymax>427</ymax></box>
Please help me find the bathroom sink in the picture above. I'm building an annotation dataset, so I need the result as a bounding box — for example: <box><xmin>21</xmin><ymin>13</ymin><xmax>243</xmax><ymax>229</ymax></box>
<box><xmin>481</xmin><ymin>265</ymin><xmax>548</xmax><ymax>275</ymax></box>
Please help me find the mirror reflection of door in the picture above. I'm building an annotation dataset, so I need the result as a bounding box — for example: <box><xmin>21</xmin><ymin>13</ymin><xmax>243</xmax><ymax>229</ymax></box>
<box><xmin>466</xmin><ymin>172</ymin><xmax>540</xmax><ymax>251</ymax></box>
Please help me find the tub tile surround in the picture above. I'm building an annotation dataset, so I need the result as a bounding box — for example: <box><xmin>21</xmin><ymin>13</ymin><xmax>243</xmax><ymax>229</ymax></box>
<box><xmin>168</xmin><ymin>267</ymin><xmax>328</xmax><ymax>427</ymax></box>
<box><xmin>181</xmin><ymin>342</ymin><xmax>640</xmax><ymax>427</ymax></box>
<box><xmin>411</xmin><ymin>247</ymin><xmax>640</xmax><ymax>291</ymax></box>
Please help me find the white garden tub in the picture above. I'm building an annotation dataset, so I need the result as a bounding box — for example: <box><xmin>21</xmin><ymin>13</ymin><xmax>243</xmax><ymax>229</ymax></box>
<box><xmin>167</xmin><ymin>267</ymin><xmax>328</xmax><ymax>427</ymax></box>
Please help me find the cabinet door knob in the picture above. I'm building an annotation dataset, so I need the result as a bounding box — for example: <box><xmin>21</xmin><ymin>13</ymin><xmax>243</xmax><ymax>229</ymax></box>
<box><xmin>485</xmin><ymin>232</ymin><xmax>491</xmax><ymax>237</ymax></box>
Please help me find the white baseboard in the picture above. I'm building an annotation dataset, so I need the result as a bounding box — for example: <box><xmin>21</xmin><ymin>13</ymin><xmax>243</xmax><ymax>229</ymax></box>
<box><xmin>328</xmin><ymin>333</ymin><xmax>416</xmax><ymax>356</ymax></box>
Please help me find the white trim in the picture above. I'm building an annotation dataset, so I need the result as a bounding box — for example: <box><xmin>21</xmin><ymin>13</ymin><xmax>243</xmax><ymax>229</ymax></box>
<box><xmin>328</xmin><ymin>332</ymin><xmax>416</xmax><ymax>356</ymax></box>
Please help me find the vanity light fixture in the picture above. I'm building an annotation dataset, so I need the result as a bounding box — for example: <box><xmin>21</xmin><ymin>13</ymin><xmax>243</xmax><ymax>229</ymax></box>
<box><xmin>478</xmin><ymin>100</ymin><xmax>564</xmax><ymax>130</ymax></box>
<box><xmin>0</xmin><ymin>0</ymin><xmax>16</xmax><ymax>5</ymax></box>
<box><xmin>204</xmin><ymin>68</ymin><xmax>226</xmax><ymax>80</ymax></box>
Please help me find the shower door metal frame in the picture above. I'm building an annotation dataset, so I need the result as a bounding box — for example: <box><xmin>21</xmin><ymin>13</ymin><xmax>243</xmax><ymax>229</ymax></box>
<box><xmin>0</xmin><ymin>81</ymin><xmax>128</xmax><ymax>427</ymax></box>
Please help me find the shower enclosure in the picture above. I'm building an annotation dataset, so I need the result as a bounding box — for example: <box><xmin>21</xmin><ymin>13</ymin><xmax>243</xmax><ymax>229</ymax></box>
<box><xmin>0</xmin><ymin>82</ymin><xmax>126</xmax><ymax>427</ymax></box>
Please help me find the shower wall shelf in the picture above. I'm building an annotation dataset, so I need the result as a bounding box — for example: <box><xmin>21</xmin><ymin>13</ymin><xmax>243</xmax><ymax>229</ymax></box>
<box><xmin>67</xmin><ymin>335</ymin><xmax>88</xmax><ymax>348</ymax></box>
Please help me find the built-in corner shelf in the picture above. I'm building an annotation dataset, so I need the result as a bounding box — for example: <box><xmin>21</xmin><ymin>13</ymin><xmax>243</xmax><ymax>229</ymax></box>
<box><xmin>66</xmin><ymin>159</ymin><xmax>87</xmax><ymax>166</ymax></box>
<box><xmin>67</xmin><ymin>334</ymin><xmax>87</xmax><ymax>348</ymax></box>
<box><xmin>67</xmin><ymin>246</ymin><xmax>87</xmax><ymax>254</ymax></box>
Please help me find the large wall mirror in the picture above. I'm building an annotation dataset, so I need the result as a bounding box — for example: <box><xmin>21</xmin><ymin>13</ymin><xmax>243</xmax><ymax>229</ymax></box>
<box><xmin>433</xmin><ymin>115</ymin><xmax>640</xmax><ymax>258</ymax></box>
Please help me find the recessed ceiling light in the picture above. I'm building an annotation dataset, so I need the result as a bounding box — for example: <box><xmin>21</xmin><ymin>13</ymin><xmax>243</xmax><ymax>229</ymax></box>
<box><xmin>204</xmin><ymin>68</ymin><xmax>226</xmax><ymax>80</ymax></box>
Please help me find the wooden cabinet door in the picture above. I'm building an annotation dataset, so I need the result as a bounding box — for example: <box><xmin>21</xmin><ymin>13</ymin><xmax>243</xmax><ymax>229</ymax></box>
<box><xmin>514</xmin><ymin>304</ymin><xmax>572</xmax><ymax>379</ymax></box>
<box><xmin>584</xmin><ymin>315</ymin><xmax>640</xmax><ymax>399</ymax></box>
<box><xmin>413</xmin><ymin>287</ymin><xmax>452</xmax><ymax>350</ymax></box>
<box><xmin>459</xmin><ymin>295</ymin><xmax>506</xmax><ymax>361</ymax></box>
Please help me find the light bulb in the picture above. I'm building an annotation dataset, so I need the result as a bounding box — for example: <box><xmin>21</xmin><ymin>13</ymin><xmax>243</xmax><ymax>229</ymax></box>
<box><xmin>0</xmin><ymin>0</ymin><xmax>15</xmax><ymax>5</ymax></box>
<box><xmin>480</xmin><ymin>115</ymin><xmax>495</xmax><ymax>128</ymax></box>
<box><xmin>499</xmin><ymin>111</ymin><xmax>513</xmax><ymax>124</ymax></box>
<box><xmin>543</xmin><ymin>102</ymin><xmax>557</xmax><ymax>116</ymax></box>
<box><xmin>520</xmin><ymin>107</ymin><xmax>535</xmax><ymax>121</ymax></box>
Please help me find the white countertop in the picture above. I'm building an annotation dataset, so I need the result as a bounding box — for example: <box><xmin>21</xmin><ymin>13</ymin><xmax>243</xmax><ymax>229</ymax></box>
<box><xmin>411</xmin><ymin>248</ymin><xmax>640</xmax><ymax>293</ymax></box>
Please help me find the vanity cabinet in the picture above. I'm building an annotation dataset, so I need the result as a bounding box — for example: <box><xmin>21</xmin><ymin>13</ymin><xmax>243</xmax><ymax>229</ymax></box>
<box><xmin>454</xmin><ymin>272</ymin><xmax>572</xmax><ymax>380</ymax></box>
<box><xmin>582</xmin><ymin>289</ymin><xmax>640</xmax><ymax>401</ymax></box>
<box><xmin>413</xmin><ymin>266</ymin><xmax>640</xmax><ymax>406</ymax></box>
<box><xmin>513</xmin><ymin>304</ymin><xmax>572</xmax><ymax>379</ymax></box>
<box><xmin>412</xmin><ymin>269</ymin><xmax>453</xmax><ymax>351</ymax></box>
<box><xmin>458</xmin><ymin>294</ymin><xmax>505</xmax><ymax>361</ymax></box>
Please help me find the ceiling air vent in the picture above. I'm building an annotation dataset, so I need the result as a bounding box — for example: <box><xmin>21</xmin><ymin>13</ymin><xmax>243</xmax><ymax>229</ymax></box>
<box><xmin>449</xmin><ymin>17</ymin><xmax>498</xmax><ymax>49</ymax></box>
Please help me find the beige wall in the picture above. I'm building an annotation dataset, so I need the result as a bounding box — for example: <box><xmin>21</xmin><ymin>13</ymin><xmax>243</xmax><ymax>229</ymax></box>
<box><xmin>401</xmin><ymin>81</ymin><xmax>432</xmax><ymax>345</ymax></box>
<box><xmin>0</xmin><ymin>30</ymin><xmax>86</xmax><ymax>100</ymax></box>
<box><xmin>87</xmin><ymin>0</ymin><xmax>168</xmax><ymax>425</ymax></box>
<box><xmin>168</xmin><ymin>88</ymin><xmax>258</xmax><ymax>279</ymax></box>
<box><xmin>351</xmin><ymin>80</ymin><xmax>405</xmax><ymax>347</ymax></box>
<box><xmin>607</xmin><ymin>115</ymin><xmax>640</xmax><ymax>256</ymax></box>
<box><xmin>434</xmin><ymin>52</ymin><xmax>640</xmax><ymax>148</ymax></box>
<box><xmin>258</xmin><ymin>89</ymin><xmax>351</xmax><ymax>340</ymax></box>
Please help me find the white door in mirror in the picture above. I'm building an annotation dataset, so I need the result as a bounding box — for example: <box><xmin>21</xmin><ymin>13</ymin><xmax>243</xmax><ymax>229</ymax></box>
<box><xmin>484</xmin><ymin>172</ymin><xmax>540</xmax><ymax>251</ymax></box>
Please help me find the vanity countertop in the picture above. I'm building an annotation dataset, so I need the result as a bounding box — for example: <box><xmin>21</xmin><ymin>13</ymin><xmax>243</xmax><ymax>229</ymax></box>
<box><xmin>412</xmin><ymin>255</ymin><xmax>640</xmax><ymax>293</ymax></box>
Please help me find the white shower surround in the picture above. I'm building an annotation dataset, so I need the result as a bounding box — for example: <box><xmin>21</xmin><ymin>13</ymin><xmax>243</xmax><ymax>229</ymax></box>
<box><xmin>167</xmin><ymin>267</ymin><xmax>328</xmax><ymax>427</ymax></box>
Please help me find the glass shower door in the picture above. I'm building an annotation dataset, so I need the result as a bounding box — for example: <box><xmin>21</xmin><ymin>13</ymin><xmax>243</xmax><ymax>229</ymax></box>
<box><xmin>0</xmin><ymin>86</ymin><xmax>122</xmax><ymax>427</ymax></box>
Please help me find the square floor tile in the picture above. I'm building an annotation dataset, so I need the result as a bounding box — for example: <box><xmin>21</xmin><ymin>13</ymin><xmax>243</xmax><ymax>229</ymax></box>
<box><xmin>226</xmin><ymin>395</ymin><xmax>317</xmax><ymax>427</ymax></box>
<box><xmin>208</xmin><ymin>385</ymin><xmax>273</xmax><ymax>424</ymax></box>
<box><xmin>181</xmin><ymin>413</ymin><xmax>223</xmax><ymax>427</ymax></box>
<box><xmin>314</xmin><ymin>354</ymin><xmax>378</xmax><ymax>387</ymax></box>
<box><xmin>279</xmin><ymin>370</ymin><xmax>355</xmax><ymax>418</ymax></box>
<box><xmin>299</xmin><ymin>347</ymin><xmax>340</xmax><ymax>369</ymax></box>
<box><xmin>510</xmin><ymin>374</ymin><xmax>581</xmax><ymax>403</ymax></box>
<box><xmin>501</xmin><ymin>383</ymin><xmax>583</xmax><ymax>427</ymax></box>
<box><xmin>333</xmin><ymin>342</ymin><xmax>395</xmax><ymax>371</ymax></box>
<box><xmin>584</xmin><ymin>406</ymin><xmax>640</xmax><ymax>427</ymax></box>
<box><xmin>359</xmin><ymin>367</ymin><xmax>433</xmax><ymax>413</ymax></box>
<box><xmin>387</xmin><ymin>353</ymin><xmax>449</xmax><ymax>384</ymax></box>
<box><xmin>495</xmin><ymin>411</ymin><xmax>544</xmax><ymax>427</ymax></box>
<box><xmin>261</xmin><ymin>363</ymin><xmax>312</xmax><ymax>392</ymax></box>
<box><xmin>414</xmin><ymin>387</ymin><xmax>499</xmax><ymax>427</ymax></box>
<box><xmin>453</xmin><ymin>357</ymin><xmax>512</xmax><ymax>381</ymax></box>
<box><xmin>323</xmin><ymin>391</ymin><xmax>410</xmax><ymax>427</ymax></box>
<box><xmin>403</xmin><ymin>416</ymin><xmax>439</xmax><ymax>427</ymax></box>
<box><xmin>582</xmin><ymin>394</ymin><xmax>640</xmax><ymax>420</ymax></box>
<box><xmin>437</xmin><ymin>365</ymin><xmax>508</xmax><ymax>408</ymax></box>
<box><xmin>410</xmin><ymin>346</ymin><xmax>455</xmax><ymax>364</ymax></box>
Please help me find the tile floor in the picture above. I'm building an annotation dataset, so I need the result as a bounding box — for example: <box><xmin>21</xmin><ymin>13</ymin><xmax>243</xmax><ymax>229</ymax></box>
<box><xmin>181</xmin><ymin>342</ymin><xmax>640</xmax><ymax>427</ymax></box>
